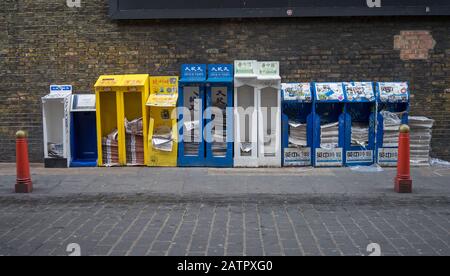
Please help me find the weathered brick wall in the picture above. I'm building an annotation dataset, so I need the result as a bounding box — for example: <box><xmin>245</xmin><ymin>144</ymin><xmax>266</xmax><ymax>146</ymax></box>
<box><xmin>1</xmin><ymin>0</ymin><xmax>449</xmax><ymax>162</ymax></box>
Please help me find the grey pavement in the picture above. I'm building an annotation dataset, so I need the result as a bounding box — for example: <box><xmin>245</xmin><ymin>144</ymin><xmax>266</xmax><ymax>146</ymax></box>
<box><xmin>0</xmin><ymin>163</ymin><xmax>449</xmax><ymax>256</ymax></box>
<box><xmin>0</xmin><ymin>163</ymin><xmax>450</xmax><ymax>200</ymax></box>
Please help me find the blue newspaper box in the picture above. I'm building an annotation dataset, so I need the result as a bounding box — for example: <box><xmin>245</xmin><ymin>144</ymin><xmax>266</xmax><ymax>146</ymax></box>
<box><xmin>70</xmin><ymin>94</ymin><xmax>98</xmax><ymax>167</ymax></box>
<box><xmin>178</xmin><ymin>64</ymin><xmax>207</xmax><ymax>166</ymax></box>
<box><xmin>205</xmin><ymin>64</ymin><xmax>234</xmax><ymax>167</ymax></box>
<box><xmin>376</xmin><ymin>82</ymin><xmax>410</xmax><ymax>166</ymax></box>
<box><xmin>312</xmin><ymin>82</ymin><xmax>346</xmax><ymax>167</ymax></box>
<box><xmin>281</xmin><ymin>83</ymin><xmax>314</xmax><ymax>167</ymax></box>
<box><xmin>343</xmin><ymin>82</ymin><xmax>376</xmax><ymax>166</ymax></box>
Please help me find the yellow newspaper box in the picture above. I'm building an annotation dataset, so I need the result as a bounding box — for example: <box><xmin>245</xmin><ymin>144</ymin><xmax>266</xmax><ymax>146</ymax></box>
<box><xmin>95</xmin><ymin>75</ymin><xmax>124</xmax><ymax>166</ymax></box>
<box><xmin>121</xmin><ymin>74</ymin><xmax>150</xmax><ymax>166</ymax></box>
<box><xmin>146</xmin><ymin>76</ymin><xmax>179</xmax><ymax>167</ymax></box>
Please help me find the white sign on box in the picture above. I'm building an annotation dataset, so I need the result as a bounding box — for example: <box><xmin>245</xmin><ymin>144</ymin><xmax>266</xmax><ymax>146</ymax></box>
<box><xmin>284</xmin><ymin>148</ymin><xmax>311</xmax><ymax>166</ymax></box>
<box><xmin>377</xmin><ymin>148</ymin><xmax>398</xmax><ymax>166</ymax></box>
<box><xmin>73</xmin><ymin>95</ymin><xmax>96</xmax><ymax>110</ymax></box>
<box><xmin>315</xmin><ymin>148</ymin><xmax>343</xmax><ymax>167</ymax></box>
<box><xmin>346</xmin><ymin>150</ymin><xmax>374</xmax><ymax>164</ymax></box>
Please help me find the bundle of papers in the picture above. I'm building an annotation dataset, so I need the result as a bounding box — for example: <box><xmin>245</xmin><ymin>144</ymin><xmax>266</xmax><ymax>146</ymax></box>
<box><xmin>125</xmin><ymin>117</ymin><xmax>143</xmax><ymax>136</ymax></box>
<box><xmin>184</xmin><ymin>117</ymin><xmax>201</xmax><ymax>156</ymax></box>
<box><xmin>288</xmin><ymin>121</ymin><xmax>307</xmax><ymax>147</ymax></box>
<box><xmin>152</xmin><ymin>125</ymin><xmax>174</xmax><ymax>152</ymax></box>
<box><xmin>409</xmin><ymin>116</ymin><xmax>434</xmax><ymax>166</ymax></box>
<box><xmin>240</xmin><ymin>142</ymin><xmax>253</xmax><ymax>154</ymax></box>
<box><xmin>47</xmin><ymin>142</ymin><xmax>64</xmax><ymax>158</ymax></box>
<box><xmin>211</xmin><ymin>113</ymin><xmax>228</xmax><ymax>157</ymax></box>
<box><xmin>381</xmin><ymin>111</ymin><xmax>402</xmax><ymax>147</ymax></box>
<box><xmin>102</xmin><ymin>129</ymin><xmax>119</xmax><ymax>166</ymax></box>
<box><xmin>125</xmin><ymin>117</ymin><xmax>144</xmax><ymax>165</ymax></box>
<box><xmin>351</xmin><ymin>122</ymin><xmax>369</xmax><ymax>147</ymax></box>
<box><xmin>126</xmin><ymin>134</ymin><xmax>145</xmax><ymax>165</ymax></box>
<box><xmin>321</xmin><ymin>122</ymin><xmax>339</xmax><ymax>149</ymax></box>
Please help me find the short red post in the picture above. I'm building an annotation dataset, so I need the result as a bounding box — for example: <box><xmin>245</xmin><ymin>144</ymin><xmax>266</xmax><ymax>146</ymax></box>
<box><xmin>395</xmin><ymin>124</ymin><xmax>412</xmax><ymax>193</ymax></box>
<box><xmin>15</xmin><ymin>130</ymin><xmax>32</xmax><ymax>193</ymax></box>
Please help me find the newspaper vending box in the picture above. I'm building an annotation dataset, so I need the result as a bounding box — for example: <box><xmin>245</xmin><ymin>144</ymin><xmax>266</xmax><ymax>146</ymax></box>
<box><xmin>234</xmin><ymin>60</ymin><xmax>259</xmax><ymax>167</ymax></box>
<box><xmin>70</xmin><ymin>94</ymin><xmax>97</xmax><ymax>167</ymax></box>
<box><xmin>178</xmin><ymin>64</ymin><xmax>207</xmax><ymax>166</ymax></box>
<box><xmin>205</xmin><ymin>64</ymin><xmax>234</xmax><ymax>167</ymax></box>
<box><xmin>376</xmin><ymin>82</ymin><xmax>410</xmax><ymax>166</ymax></box>
<box><xmin>281</xmin><ymin>83</ymin><xmax>314</xmax><ymax>167</ymax></box>
<box><xmin>343</xmin><ymin>82</ymin><xmax>376</xmax><ymax>166</ymax></box>
<box><xmin>95</xmin><ymin>75</ymin><xmax>123</xmax><ymax>167</ymax></box>
<box><xmin>256</xmin><ymin>61</ymin><xmax>282</xmax><ymax>167</ymax></box>
<box><xmin>42</xmin><ymin>85</ymin><xmax>72</xmax><ymax>168</ymax></box>
<box><xmin>312</xmin><ymin>82</ymin><xmax>346</xmax><ymax>167</ymax></box>
<box><xmin>147</xmin><ymin>76</ymin><xmax>179</xmax><ymax>167</ymax></box>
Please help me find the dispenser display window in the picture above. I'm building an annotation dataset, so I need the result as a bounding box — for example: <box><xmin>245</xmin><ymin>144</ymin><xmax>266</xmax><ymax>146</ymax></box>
<box><xmin>312</xmin><ymin>82</ymin><xmax>346</xmax><ymax>167</ymax></box>
<box><xmin>178</xmin><ymin>64</ymin><xmax>207</xmax><ymax>167</ymax></box>
<box><xmin>281</xmin><ymin>83</ymin><xmax>313</xmax><ymax>167</ymax></box>
<box><xmin>147</xmin><ymin>76</ymin><xmax>179</xmax><ymax>167</ymax></box>
<box><xmin>42</xmin><ymin>85</ymin><xmax>72</xmax><ymax>168</ymax></box>
<box><xmin>257</xmin><ymin>61</ymin><xmax>282</xmax><ymax>167</ymax></box>
<box><xmin>376</xmin><ymin>82</ymin><xmax>410</xmax><ymax>166</ymax></box>
<box><xmin>121</xmin><ymin>75</ymin><xmax>150</xmax><ymax>166</ymax></box>
<box><xmin>205</xmin><ymin>64</ymin><xmax>234</xmax><ymax>167</ymax></box>
<box><xmin>234</xmin><ymin>60</ymin><xmax>259</xmax><ymax>167</ymax></box>
<box><xmin>343</xmin><ymin>82</ymin><xmax>376</xmax><ymax>166</ymax></box>
<box><xmin>69</xmin><ymin>94</ymin><xmax>97</xmax><ymax>167</ymax></box>
<box><xmin>95</xmin><ymin>75</ymin><xmax>123</xmax><ymax>167</ymax></box>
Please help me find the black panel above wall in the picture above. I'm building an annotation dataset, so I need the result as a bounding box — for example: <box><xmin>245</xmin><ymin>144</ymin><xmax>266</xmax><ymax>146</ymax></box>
<box><xmin>109</xmin><ymin>0</ymin><xmax>450</xmax><ymax>19</ymax></box>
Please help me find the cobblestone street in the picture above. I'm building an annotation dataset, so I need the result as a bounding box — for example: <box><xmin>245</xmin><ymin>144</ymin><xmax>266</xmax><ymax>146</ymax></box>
<box><xmin>0</xmin><ymin>165</ymin><xmax>449</xmax><ymax>256</ymax></box>
<box><xmin>0</xmin><ymin>195</ymin><xmax>449</xmax><ymax>256</ymax></box>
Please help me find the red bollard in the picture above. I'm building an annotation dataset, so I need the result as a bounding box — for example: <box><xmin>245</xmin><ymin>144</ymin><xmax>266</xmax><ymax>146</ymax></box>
<box><xmin>395</xmin><ymin>124</ymin><xmax>412</xmax><ymax>193</ymax></box>
<box><xmin>15</xmin><ymin>130</ymin><xmax>32</xmax><ymax>193</ymax></box>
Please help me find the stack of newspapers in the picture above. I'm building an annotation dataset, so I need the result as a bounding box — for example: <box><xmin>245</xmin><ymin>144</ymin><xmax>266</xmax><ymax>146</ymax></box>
<box><xmin>409</xmin><ymin>116</ymin><xmax>434</xmax><ymax>166</ymax></box>
<box><xmin>351</xmin><ymin>122</ymin><xmax>369</xmax><ymax>147</ymax></box>
<box><xmin>381</xmin><ymin>110</ymin><xmax>402</xmax><ymax>147</ymax></box>
<box><xmin>288</xmin><ymin>121</ymin><xmax>307</xmax><ymax>147</ymax></box>
<box><xmin>183</xmin><ymin>118</ymin><xmax>201</xmax><ymax>156</ymax></box>
<box><xmin>125</xmin><ymin>117</ymin><xmax>144</xmax><ymax>166</ymax></box>
<box><xmin>152</xmin><ymin>125</ymin><xmax>174</xmax><ymax>152</ymax></box>
<box><xmin>102</xmin><ymin>129</ymin><xmax>119</xmax><ymax>166</ymax></box>
<box><xmin>211</xmin><ymin>112</ymin><xmax>228</xmax><ymax>157</ymax></box>
<box><xmin>320</xmin><ymin>122</ymin><xmax>339</xmax><ymax>149</ymax></box>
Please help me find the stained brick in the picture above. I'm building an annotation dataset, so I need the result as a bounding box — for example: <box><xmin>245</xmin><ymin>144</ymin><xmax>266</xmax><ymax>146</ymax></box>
<box><xmin>0</xmin><ymin>1</ymin><xmax>449</xmax><ymax>162</ymax></box>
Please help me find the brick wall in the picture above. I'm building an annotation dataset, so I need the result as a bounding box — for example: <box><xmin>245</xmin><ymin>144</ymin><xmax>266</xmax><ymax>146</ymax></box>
<box><xmin>1</xmin><ymin>0</ymin><xmax>449</xmax><ymax>162</ymax></box>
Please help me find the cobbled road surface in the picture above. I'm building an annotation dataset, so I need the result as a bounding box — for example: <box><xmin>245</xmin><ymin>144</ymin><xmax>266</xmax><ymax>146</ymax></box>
<box><xmin>0</xmin><ymin>195</ymin><xmax>449</xmax><ymax>256</ymax></box>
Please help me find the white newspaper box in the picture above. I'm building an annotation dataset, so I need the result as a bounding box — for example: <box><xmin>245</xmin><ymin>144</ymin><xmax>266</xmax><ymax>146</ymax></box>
<box><xmin>257</xmin><ymin>61</ymin><xmax>282</xmax><ymax>167</ymax></box>
<box><xmin>234</xmin><ymin>60</ymin><xmax>259</xmax><ymax>167</ymax></box>
<box><xmin>42</xmin><ymin>85</ymin><xmax>72</xmax><ymax>168</ymax></box>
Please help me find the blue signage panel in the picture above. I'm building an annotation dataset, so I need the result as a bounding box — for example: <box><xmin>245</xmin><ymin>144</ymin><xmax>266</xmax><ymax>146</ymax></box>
<box><xmin>207</xmin><ymin>64</ymin><xmax>233</xmax><ymax>82</ymax></box>
<box><xmin>50</xmin><ymin>85</ymin><xmax>72</xmax><ymax>93</ymax></box>
<box><xmin>181</xmin><ymin>64</ymin><xmax>207</xmax><ymax>82</ymax></box>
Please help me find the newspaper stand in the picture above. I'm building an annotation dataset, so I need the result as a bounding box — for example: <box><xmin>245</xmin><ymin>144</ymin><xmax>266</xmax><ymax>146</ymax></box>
<box><xmin>95</xmin><ymin>75</ymin><xmax>124</xmax><ymax>166</ymax></box>
<box><xmin>281</xmin><ymin>83</ymin><xmax>314</xmax><ymax>167</ymax></box>
<box><xmin>178</xmin><ymin>64</ymin><xmax>207</xmax><ymax>166</ymax></box>
<box><xmin>234</xmin><ymin>60</ymin><xmax>259</xmax><ymax>167</ymax></box>
<box><xmin>257</xmin><ymin>61</ymin><xmax>282</xmax><ymax>167</ymax></box>
<box><xmin>376</xmin><ymin>82</ymin><xmax>410</xmax><ymax>166</ymax></box>
<box><xmin>147</xmin><ymin>76</ymin><xmax>179</xmax><ymax>167</ymax></box>
<box><xmin>343</xmin><ymin>82</ymin><xmax>376</xmax><ymax>166</ymax></box>
<box><xmin>42</xmin><ymin>85</ymin><xmax>72</xmax><ymax>168</ymax></box>
<box><xmin>69</xmin><ymin>94</ymin><xmax>97</xmax><ymax>167</ymax></box>
<box><xmin>312</xmin><ymin>82</ymin><xmax>346</xmax><ymax>167</ymax></box>
<box><xmin>205</xmin><ymin>64</ymin><xmax>234</xmax><ymax>167</ymax></box>
<box><xmin>121</xmin><ymin>74</ymin><xmax>150</xmax><ymax>166</ymax></box>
